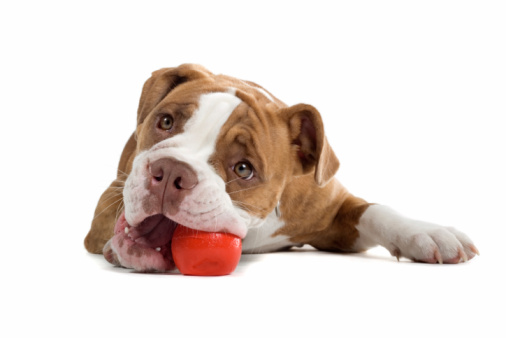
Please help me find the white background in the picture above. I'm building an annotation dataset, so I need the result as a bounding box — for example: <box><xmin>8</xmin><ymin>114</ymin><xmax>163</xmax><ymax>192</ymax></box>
<box><xmin>1</xmin><ymin>1</ymin><xmax>505</xmax><ymax>337</ymax></box>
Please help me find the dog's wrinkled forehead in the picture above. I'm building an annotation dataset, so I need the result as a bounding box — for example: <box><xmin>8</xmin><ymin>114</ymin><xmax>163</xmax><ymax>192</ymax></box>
<box><xmin>150</xmin><ymin>89</ymin><xmax>241</xmax><ymax>160</ymax></box>
<box><xmin>132</xmin><ymin>65</ymin><xmax>340</xmax><ymax>189</ymax></box>
<box><xmin>136</xmin><ymin>72</ymin><xmax>283</xmax><ymax>156</ymax></box>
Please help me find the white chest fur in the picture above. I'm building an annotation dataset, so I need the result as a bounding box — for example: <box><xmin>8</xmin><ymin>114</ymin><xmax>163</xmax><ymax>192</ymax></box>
<box><xmin>241</xmin><ymin>210</ymin><xmax>298</xmax><ymax>253</ymax></box>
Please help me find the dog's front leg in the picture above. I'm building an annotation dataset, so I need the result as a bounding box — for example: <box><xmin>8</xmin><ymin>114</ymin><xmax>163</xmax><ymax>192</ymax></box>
<box><xmin>84</xmin><ymin>133</ymin><xmax>137</xmax><ymax>254</ymax></box>
<box><xmin>353</xmin><ymin>205</ymin><xmax>479</xmax><ymax>263</ymax></box>
<box><xmin>84</xmin><ymin>179</ymin><xmax>125</xmax><ymax>254</ymax></box>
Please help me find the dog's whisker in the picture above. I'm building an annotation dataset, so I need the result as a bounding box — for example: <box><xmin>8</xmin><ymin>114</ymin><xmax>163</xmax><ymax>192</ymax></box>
<box><xmin>115</xmin><ymin>199</ymin><xmax>125</xmax><ymax>222</ymax></box>
<box><xmin>232</xmin><ymin>200</ymin><xmax>263</xmax><ymax>211</ymax></box>
<box><xmin>234</xmin><ymin>204</ymin><xmax>264</xmax><ymax>218</ymax></box>
<box><xmin>235</xmin><ymin>200</ymin><xmax>261</xmax><ymax>209</ymax></box>
<box><xmin>98</xmin><ymin>192</ymin><xmax>124</xmax><ymax>205</ymax></box>
<box><xmin>105</xmin><ymin>186</ymin><xmax>124</xmax><ymax>192</ymax></box>
<box><xmin>228</xmin><ymin>184</ymin><xmax>264</xmax><ymax>195</ymax></box>
<box><xmin>225</xmin><ymin>176</ymin><xmax>243</xmax><ymax>185</ymax></box>
<box><xmin>92</xmin><ymin>197</ymin><xmax>124</xmax><ymax>221</ymax></box>
<box><xmin>102</xmin><ymin>189</ymin><xmax>123</xmax><ymax>194</ymax></box>
<box><xmin>97</xmin><ymin>194</ymin><xmax>123</xmax><ymax>208</ymax></box>
<box><xmin>231</xmin><ymin>201</ymin><xmax>263</xmax><ymax>218</ymax></box>
<box><xmin>117</xmin><ymin>169</ymin><xmax>129</xmax><ymax>176</ymax></box>
<box><xmin>106</xmin><ymin>188</ymin><xmax>124</xmax><ymax>194</ymax></box>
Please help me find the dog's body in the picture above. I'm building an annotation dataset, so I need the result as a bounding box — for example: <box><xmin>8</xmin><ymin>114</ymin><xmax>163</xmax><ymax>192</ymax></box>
<box><xmin>84</xmin><ymin>64</ymin><xmax>478</xmax><ymax>271</ymax></box>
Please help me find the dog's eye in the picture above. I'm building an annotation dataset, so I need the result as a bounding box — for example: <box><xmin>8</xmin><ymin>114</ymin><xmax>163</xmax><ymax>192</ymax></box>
<box><xmin>158</xmin><ymin>115</ymin><xmax>174</xmax><ymax>131</ymax></box>
<box><xmin>233</xmin><ymin>161</ymin><xmax>254</xmax><ymax>180</ymax></box>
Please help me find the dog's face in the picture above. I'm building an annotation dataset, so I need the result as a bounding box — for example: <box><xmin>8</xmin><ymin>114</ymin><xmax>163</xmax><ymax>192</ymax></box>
<box><xmin>108</xmin><ymin>64</ymin><xmax>339</xmax><ymax>271</ymax></box>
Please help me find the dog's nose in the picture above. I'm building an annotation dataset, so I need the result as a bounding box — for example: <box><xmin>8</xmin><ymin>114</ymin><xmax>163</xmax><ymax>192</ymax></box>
<box><xmin>149</xmin><ymin>158</ymin><xmax>198</xmax><ymax>204</ymax></box>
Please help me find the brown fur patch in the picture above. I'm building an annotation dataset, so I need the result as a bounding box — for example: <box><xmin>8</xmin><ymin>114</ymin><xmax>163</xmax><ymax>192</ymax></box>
<box><xmin>273</xmin><ymin>178</ymin><xmax>371</xmax><ymax>252</ymax></box>
<box><xmin>209</xmin><ymin>98</ymin><xmax>294</xmax><ymax>219</ymax></box>
<box><xmin>85</xmin><ymin>64</ymin><xmax>369</xmax><ymax>257</ymax></box>
<box><xmin>307</xmin><ymin>195</ymin><xmax>372</xmax><ymax>252</ymax></box>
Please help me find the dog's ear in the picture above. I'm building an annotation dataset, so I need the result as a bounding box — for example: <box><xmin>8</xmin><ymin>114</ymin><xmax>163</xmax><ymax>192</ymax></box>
<box><xmin>281</xmin><ymin>104</ymin><xmax>339</xmax><ymax>186</ymax></box>
<box><xmin>136</xmin><ymin>64</ymin><xmax>211</xmax><ymax>125</ymax></box>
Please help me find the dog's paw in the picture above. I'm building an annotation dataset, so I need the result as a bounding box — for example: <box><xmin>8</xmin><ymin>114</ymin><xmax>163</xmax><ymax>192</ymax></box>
<box><xmin>103</xmin><ymin>239</ymin><xmax>121</xmax><ymax>267</ymax></box>
<box><xmin>387</xmin><ymin>223</ymin><xmax>479</xmax><ymax>264</ymax></box>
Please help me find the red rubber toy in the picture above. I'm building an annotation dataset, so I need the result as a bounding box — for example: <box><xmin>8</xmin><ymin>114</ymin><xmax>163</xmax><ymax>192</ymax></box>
<box><xmin>171</xmin><ymin>225</ymin><xmax>242</xmax><ymax>276</ymax></box>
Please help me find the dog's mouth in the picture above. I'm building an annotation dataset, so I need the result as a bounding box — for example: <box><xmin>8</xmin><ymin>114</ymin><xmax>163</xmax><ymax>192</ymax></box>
<box><xmin>104</xmin><ymin>212</ymin><xmax>179</xmax><ymax>272</ymax></box>
<box><xmin>127</xmin><ymin>214</ymin><xmax>177</xmax><ymax>251</ymax></box>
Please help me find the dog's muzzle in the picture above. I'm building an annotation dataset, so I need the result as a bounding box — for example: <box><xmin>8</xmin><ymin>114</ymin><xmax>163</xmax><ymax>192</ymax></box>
<box><xmin>148</xmin><ymin>157</ymin><xmax>199</xmax><ymax>212</ymax></box>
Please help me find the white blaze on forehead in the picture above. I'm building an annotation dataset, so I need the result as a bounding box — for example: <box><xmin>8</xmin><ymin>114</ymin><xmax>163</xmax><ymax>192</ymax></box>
<box><xmin>185</xmin><ymin>90</ymin><xmax>241</xmax><ymax>158</ymax></box>
<box><xmin>150</xmin><ymin>90</ymin><xmax>242</xmax><ymax>163</ymax></box>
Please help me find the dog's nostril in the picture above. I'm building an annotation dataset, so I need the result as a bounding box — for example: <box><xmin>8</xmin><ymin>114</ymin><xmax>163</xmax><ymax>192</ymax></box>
<box><xmin>154</xmin><ymin>175</ymin><xmax>163</xmax><ymax>182</ymax></box>
<box><xmin>174</xmin><ymin>177</ymin><xmax>183</xmax><ymax>190</ymax></box>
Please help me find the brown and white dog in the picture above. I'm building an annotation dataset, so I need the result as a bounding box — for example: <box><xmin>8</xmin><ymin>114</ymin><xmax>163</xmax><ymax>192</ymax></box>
<box><xmin>84</xmin><ymin>64</ymin><xmax>478</xmax><ymax>272</ymax></box>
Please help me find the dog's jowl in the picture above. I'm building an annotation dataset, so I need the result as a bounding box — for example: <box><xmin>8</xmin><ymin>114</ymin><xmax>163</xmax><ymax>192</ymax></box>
<box><xmin>84</xmin><ymin>64</ymin><xmax>478</xmax><ymax>272</ymax></box>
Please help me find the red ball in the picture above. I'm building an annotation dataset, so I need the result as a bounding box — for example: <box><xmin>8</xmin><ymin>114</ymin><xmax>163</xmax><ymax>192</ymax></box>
<box><xmin>171</xmin><ymin>225</ymin><xmax>242</xmax><ymax>276</ymax></box>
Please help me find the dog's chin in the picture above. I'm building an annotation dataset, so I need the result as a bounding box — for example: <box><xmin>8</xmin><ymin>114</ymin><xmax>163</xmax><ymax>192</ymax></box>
<box><xmin>104</xmin><ymin>212</ymin><xmax>179</xmax><ymax>272</ymax></box>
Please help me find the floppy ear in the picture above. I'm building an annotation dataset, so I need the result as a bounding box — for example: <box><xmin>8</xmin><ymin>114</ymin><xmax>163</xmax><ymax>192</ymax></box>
<box><xmin>136</xmin><ymin>64</ymin><xmax>212</xmax><ymax>125</ymax></box>
<box><xmin>281</xmin><ymin>104</ymin><xmax>340</xmax><ymax>186</ymax></box>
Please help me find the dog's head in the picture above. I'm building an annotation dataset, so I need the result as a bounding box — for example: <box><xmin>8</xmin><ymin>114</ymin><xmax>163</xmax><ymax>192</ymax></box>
<box><xmin>107</xmin><ymin>64</ymin><xmax>340</xmax><ymax>271</ymax></box>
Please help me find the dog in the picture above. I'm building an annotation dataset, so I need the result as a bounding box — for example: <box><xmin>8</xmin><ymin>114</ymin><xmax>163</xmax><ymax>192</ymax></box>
<box><xmin>84</xmin><ymin>64</ymin><xmax>478</xmax><ymax>271</ymax></box>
